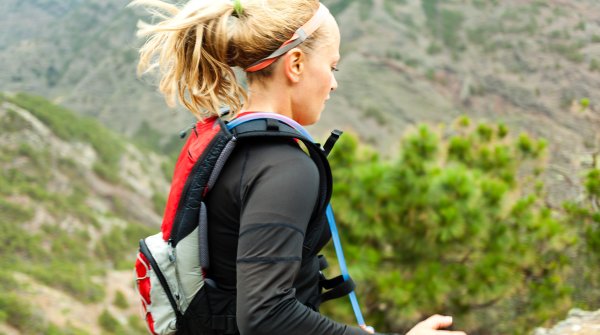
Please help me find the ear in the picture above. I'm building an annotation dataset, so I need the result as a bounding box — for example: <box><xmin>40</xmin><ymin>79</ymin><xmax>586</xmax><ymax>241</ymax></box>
<box><xmin>283</xmin><ymin>48</ymin><xmax>305</xmax><ymax>83</ymax></box>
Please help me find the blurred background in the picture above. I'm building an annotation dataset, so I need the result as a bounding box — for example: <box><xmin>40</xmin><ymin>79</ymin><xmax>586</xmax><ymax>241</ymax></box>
<box><xmin>0</xmin><ymin>0</ymin><xmax>598</xmax><ymax>334</ymax></box>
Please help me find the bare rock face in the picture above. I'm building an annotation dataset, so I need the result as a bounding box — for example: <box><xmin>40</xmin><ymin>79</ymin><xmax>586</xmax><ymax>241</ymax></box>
<box><xmin>533</xmin><ymin>309</ymin><xmax>600</xmax><ymax>335</ymax></box>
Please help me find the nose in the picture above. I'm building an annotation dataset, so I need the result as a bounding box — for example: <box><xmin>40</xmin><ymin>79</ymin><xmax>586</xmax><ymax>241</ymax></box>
<box><xmin>331</xmin><ymin>74</ymin><xmax>338</xmax><ymax>92</ymax></box>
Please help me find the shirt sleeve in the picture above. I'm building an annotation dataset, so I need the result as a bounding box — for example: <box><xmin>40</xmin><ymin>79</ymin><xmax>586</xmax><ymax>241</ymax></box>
<box><xmin>234</xmin><ymin>144</ymin><xmax>370</xmax><ymax>335</ymax></box>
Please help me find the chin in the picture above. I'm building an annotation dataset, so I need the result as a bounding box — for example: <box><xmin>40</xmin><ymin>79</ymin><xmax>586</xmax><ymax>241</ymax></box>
<box><xmin>303</xmin><ymin>114</ymin><xmax>321</xmax><ymax>126</ymax></box>
<box><xmin>299</xmin><ymin>120</ymin><xmax>315</xmax><ymax>126</ymax></box>
<box><xmin>293</xmin><ymin>106</ymin><xmax>322</xmax><ymax>126</ymax></box>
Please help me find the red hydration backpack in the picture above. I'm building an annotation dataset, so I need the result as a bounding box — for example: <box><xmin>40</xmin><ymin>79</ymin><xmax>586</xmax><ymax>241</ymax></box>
<box><xmin>134</xmin><ymin>113</ymin><xmax>342</xmax><ymax>334</ymax></box>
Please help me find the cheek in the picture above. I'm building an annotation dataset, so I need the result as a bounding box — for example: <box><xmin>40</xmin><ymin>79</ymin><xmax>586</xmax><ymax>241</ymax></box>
<box><xmin>318</xmin><ymin>70</ymin><xmax>332</xmax><ymax>94</ymax></box>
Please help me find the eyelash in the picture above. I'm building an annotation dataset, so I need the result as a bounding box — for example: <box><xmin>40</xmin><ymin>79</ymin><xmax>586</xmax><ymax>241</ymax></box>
<box><xmin>331</xmin><ymin>66</ymin><xmax>339</xmax><ymax>72</ymax></box>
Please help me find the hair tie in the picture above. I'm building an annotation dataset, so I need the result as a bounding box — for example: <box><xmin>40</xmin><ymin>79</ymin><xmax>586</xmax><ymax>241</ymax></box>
<box><xmin>232</xmin><ymin>0</ymin><xmax>243</xmax><ymax>18</ymax></box>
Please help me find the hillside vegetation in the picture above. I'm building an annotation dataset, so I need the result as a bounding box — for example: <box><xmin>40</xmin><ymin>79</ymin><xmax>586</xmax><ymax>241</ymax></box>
<box><xmin>320</xmin><ymin>119</ymin><xmax>599</xmax><ymax>334</ymax></box>
<box><xmin>0</xmin><ymin>93</ymin><xmax>170</xmax><ymax>334</ymax></box>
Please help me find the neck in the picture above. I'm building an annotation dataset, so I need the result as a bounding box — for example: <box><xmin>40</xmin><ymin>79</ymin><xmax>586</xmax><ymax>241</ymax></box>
<box><xmin>243</xmin><ymin>78</ymin><xmax>293</xmax><ymax>118</ymax></box>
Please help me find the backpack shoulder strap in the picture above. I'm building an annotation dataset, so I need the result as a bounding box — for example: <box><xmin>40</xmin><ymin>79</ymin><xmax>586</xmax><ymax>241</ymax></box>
<box><xmin>226</xmin><ymin>115</ymin><xmax>332</xmax><ymax>222</ymax></box>
<box><xmin>169</xmin><ymin>118</ymin><xmax>235</xmax><ymax>246</ymax></box>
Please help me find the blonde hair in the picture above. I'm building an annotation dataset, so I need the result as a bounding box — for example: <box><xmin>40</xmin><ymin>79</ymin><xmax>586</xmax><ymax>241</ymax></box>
<box><xmin>132</xmin><ymin>0</ymin><xmax>322</xmax><ymax>120</ymax></box>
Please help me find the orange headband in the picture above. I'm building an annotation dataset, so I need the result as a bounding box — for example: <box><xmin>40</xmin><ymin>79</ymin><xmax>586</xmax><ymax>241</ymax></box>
<box><xmin>244</xmin><ymin>3</ymin><xmax>330</xmax><ymax>72</ymax></box>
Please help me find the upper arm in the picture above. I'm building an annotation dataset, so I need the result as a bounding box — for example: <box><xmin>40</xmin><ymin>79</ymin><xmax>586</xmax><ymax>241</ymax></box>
<box><xmin>235</xmin><ymin>143</ymin><xmax>320</xmax><ymax>333</ymax></box>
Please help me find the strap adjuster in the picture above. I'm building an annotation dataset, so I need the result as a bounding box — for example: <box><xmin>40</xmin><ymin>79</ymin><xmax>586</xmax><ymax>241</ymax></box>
<box><xmin>323</xmin><ymin>129</ymin><xmax>343</xmax><ymax>156</ymax></box>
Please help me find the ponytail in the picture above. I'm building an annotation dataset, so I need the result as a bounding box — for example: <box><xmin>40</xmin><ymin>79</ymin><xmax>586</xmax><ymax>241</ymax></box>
<box><xmin>133</xmin><ymin>0</ymin><xmax>244</xmax><ymax>119</ymax></box>
<box><xmin>132</xmin><ymin>0</ymin><xmax>321</xmax><ymax>120</ymax></box>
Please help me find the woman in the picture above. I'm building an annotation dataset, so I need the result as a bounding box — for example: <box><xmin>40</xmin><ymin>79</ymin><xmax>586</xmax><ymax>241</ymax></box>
<box><xmin>134</xmin><ymin>0</ymin><xmax>466</xmax><ymax>334</ymax></box>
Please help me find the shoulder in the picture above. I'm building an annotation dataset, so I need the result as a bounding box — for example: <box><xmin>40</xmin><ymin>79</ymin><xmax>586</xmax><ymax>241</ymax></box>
<box><xmin>240</xmin><ymin>137</ymin><xmax>319</xmax><ymax>177</ymax></box>
<box><xmin>236</xmin><ymin>137</ymin><xmax>320</xmax><ymax>194</ymax></box>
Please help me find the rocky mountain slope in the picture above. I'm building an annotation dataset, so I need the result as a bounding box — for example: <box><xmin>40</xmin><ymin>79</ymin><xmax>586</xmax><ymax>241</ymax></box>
<box><xmin>0</xmin><ymin>93</ymin><xmax>170</xmax><ymax>334</ymax></box>
<box><xmin>533</xmin><ymin>309</ymin><xmax>600</xmax><ymax>335</ymax></box>
<box><xmin>0</xmin><ymin>0</ymin><xmax>188</xmax><ymax>140</ymax></box>
<box><xmin>1</xmin><ymin>0</ymin><xmax>600</xmax><ymax>205</ymax></box>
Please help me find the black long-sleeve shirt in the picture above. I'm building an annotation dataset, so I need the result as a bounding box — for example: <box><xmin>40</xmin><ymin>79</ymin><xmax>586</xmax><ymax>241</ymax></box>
<box><xmin>205</xmin><ymin>137</ymin><xmax>371</xmax><ymax>335</ymax></box>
